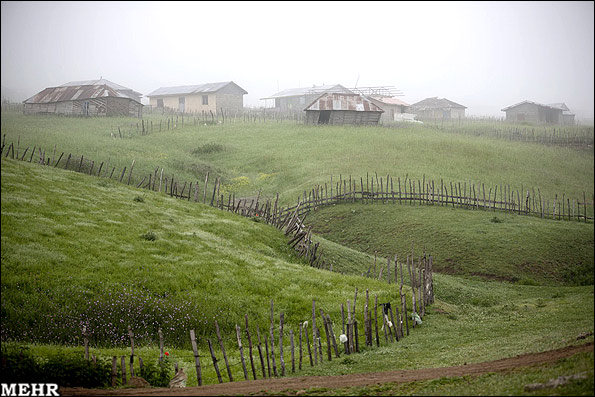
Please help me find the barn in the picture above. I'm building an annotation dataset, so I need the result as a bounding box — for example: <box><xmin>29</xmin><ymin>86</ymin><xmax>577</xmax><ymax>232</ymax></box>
<box><xmin>409</xmin><ymin>97</ymin><xmax>466</xmax><ymax>120</ymax></box>
<box><xmin>23</xmin><ymin>79</ymin><xmax>142</xmax><ymax>117</ymax></box>
<box><xmin>147</xmin><ymin>81</ymin><xmax>247</xmax><ymax>114</ymax></box>
<box><xmin>261</xmin><ymin>84</ymin><xmax>353</xmax><ymax>113</ymax></box>
<box><xmin>304</xmin><ymin>93</ymin><xmax>383</xmax><ymax>125</ymax></box>
<box><xmin>501</xmin><ymin>100</ymin><xmax>568</xmax><ymax>124</ymax></box>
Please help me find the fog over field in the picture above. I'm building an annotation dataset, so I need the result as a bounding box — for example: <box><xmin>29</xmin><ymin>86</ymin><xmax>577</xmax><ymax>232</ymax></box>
<box><xmin>1</xmin><ymin>1</ymin><xmax>593</xmax><ymax>120</ymax></box>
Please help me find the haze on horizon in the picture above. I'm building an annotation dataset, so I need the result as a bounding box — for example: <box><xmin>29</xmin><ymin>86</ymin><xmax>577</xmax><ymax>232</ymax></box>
<box><xmin>1</xmin><ymin>1</ymin><xmax>594</xmax><ymax>121</ymax></box>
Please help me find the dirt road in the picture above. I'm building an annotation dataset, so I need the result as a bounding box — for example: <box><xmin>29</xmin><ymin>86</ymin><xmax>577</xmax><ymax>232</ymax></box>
<box><xmin>60</xmin><ymin>342</ymin><xmax>593</xmax><ymax>396</ymax></box>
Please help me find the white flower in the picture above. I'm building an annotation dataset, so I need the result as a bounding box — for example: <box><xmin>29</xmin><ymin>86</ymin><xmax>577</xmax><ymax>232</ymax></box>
<box><xmin>339</xmin><ymin>334</ymin><xmax>348</xmax><ymax>343</ymax></box>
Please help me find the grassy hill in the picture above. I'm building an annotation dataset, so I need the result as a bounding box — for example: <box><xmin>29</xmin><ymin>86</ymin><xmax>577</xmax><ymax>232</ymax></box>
<box><xmin>305</xmin><ymin>202</ymin><xmax>594</xmax><ymax>286</ymax></box>
<box><xmin>1</xmin><ymin>112</ymin><xmax>593</xmax><ymax>393</ymax></box>
<box><xmin>1</xmin><ymin>113</ymin><xmax>593</xmax><ymax>209</ymax></box>
<box><xmin>1</xmin><ymin>157</ymin><xmax>403</xmax><ymax>347</ymax></box>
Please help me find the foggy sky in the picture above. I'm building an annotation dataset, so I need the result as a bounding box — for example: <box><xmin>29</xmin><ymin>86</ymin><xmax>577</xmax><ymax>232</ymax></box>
<box><xmin>2</xmin><ymin>1</ymin><xmax>594</xmax><ymax>120</ymax></box>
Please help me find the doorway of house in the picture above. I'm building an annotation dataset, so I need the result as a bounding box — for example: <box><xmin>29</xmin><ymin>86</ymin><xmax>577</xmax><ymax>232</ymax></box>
<box><xmin>318</xmin><ymin>110</ymin><xmax>331</xmax><ymax>124</ymax></box>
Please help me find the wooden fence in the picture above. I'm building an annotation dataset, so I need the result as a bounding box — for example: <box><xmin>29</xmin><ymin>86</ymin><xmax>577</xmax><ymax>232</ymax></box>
<box><xmin>63</xmin><ymin>270</ymin><xmax>434</xmax><ymax>388</ymax></box>
<box><xmin>1</xmin><ymin>136</ymin><xmax>592</xmax><ymax>274</ymax></box>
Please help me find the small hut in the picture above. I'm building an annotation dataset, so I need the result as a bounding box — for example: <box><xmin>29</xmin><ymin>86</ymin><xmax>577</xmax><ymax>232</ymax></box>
<box><xmin>304</xmin><ymin>93</ymin><xmax>383</xmax><ymax>125</ymax></box>
<box><xmin>24</xmin><ymin>79</ymin><xmax>142</xmax><ymax>117</ymax></box>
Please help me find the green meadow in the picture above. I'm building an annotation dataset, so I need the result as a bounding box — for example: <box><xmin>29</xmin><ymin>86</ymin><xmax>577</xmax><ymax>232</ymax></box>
<box><xmin>1</xmin><ymin>111</ymin><xmax>593</xmax><ymax>394</ymax></box>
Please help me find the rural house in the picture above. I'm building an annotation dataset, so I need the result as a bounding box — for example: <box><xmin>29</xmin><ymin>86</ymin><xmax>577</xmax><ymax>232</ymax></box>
<box><xmin>147</xmin><ymin>81</ymin><xmax>247</xmax><ymax>114</ymax></box>
<box><xmin>23</xmin><ymin>79</ymin><xmax>142</xmax><ymax>117</ymax></box>
<box><xmin>409</xmin><ymin>97</ymin><xmax>466</xmax><ymax>120</ymax></box>
<box><xmin>304</xmin><ymin>93</ymin><xmax>383</xmax><ymax>125</ymax></box>
<box><xmin>367</xmin><ymin>96</ymin><xmax>411</xmax><ymax>123</ymax></box>
<box><xmin>261</xmin><ymin>84</ymin><xmax>353</xmax><ymax>113</ymax></box>
<box><xmin>547</xmin><ymin>103</ymin><xmax>575</xmax><ymax>125</ymax></box>
<box><xmin>500</xmin><ymin>100</ymin><xmax>573</xmax><ymax>124</ymax></box>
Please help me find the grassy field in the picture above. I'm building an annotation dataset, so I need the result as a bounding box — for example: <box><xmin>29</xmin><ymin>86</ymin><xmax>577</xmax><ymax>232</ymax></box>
<box><xmin>1</xmin><ymin>112</ymin><xmax>593</xmax><ymax>393</ymax></box>
<box><xmin>305</xmin><ymin>202</ymin><xmax>594</xmax><ymax>286</ymax></box>
<box><xmin>1</xmin><ymin>157</ymin><xmax>593</xmax><ymax>392</ymax></box>
<box><xmin>1</xmin><ymin>112</ymin><xmax>593</xmax><ymax>209</ymax></box>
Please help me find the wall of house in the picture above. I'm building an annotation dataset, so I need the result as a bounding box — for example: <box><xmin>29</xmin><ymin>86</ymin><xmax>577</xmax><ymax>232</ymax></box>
<box><xmin>106</xmin><ymin>97</ymin><xmax>142</xmax><ymax>117</ymax></box>
<box><xmin>305</xmin><ymin>110</ymin><xmax>381</xmax><ymax>125</ymax></box>
<box><xmin>150</xmin><ymin>89</ymin><xmax>244</xmax><ymax>114</ymax></box>
<box><xmin>505</xmin><ymin>103</ymin><xmax>541</xmax><ymax>123</ymax></box>
<box><xmin>413</xmin><ymin>107</ymin><xmax>465</xmax><ymax>120</ymax></box>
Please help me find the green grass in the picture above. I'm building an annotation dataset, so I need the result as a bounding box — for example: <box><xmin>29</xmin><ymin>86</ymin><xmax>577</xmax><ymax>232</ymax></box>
<box><xmin>1</xmin><ymin>112</ymin><xmax>593</xmax><ymax>209</ymax></box>
<box><xmin>2</xmin><ymin>157</ymin><xmax>593</xmax><ymax>390</ymax></box>
<box><xmin>0</xmin><ymin>157</ymin><xmax>398</xmax><ymax>347</ymax></box>
<box><xmin>305</xmin><ymin>202</ymin><xmax>594</xmax><ymax>285</ymax></box>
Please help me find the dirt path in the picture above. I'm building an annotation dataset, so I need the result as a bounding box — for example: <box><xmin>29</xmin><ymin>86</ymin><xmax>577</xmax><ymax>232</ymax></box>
<box><xmin>60</xmin><ymin>342</ymin><xmax>593</xmax><ymax>396</ymax></box>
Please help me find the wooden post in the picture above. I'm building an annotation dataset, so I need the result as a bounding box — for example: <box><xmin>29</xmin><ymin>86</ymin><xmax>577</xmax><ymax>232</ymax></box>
<box><xmin>207</xmin><ymin>339</ymin><xmax>223</xmax><ymax>383</ymax></box>
<box><xmin>244</xmin><ymin>315</ymin><xmax>257</xmax><ymax>380</ymax></box>
<box><xmin>279</xmin><ymin>312</ymin><xmax>285</xmax><ymax>376</ymax></box>
<box><xmin>374</xmin><ymin>295</ymin><xmax>380</xmax><ymax>347</ymax></box>
<box><xmin>158</xmin><ymin>328</ymin><xmax>164</xmax><ymax>362</ymax></box>
<box><xmin>255</xmin><ymin>325</ymin><xmax>266</xmax><ymax>378</ymax></box>
<box><xmin>364</xmin><ymin>289</ymin><xmax>370</xmax><ymax>346</ymax></box>
<box><xmin>299</xmin><ymin>324</ymin><xmax>303</xmax><ymax>370</ymax></box>
<box><xmin>214</xmin><ymin>320</ymin><xmax>233</xmax><ymax>382</ymax></box>
<box><xmin>264</xmin><ymin>334</ymin><xmax>271</xmax><ymax>378</ymax></box>
<box><xmin>354</xmin><ymin>319</ymin><xmax>360</xmax><ymax>352</ymax></box>
<box><xmin>127</xmin><ymin>160</ymin><xmax>135</xmax><ymax>185</ymax></box>
<box><xmin>83</xmin><ymin>326</ymin><xmax>89</xmax><ymax>360</ymax></box>
<box><xmin>236</xmin><ymin>324</ymin><xmax>249</xmax><ymax>380</ymax></box>
<box><xmin>320</xmin><ymin>310</ymin><xmax>332</xmax><ymax>361</ymax></box>
<box><xmin>390</xmin><ymin>305</ymin><xmax>399</xmax><ymax>342</ymax></box>
<box><xmin>312</xmin><ymin>300</ymin><xmax>317</xmax><ymax>364</ymax></box>
<box><xmin>304</xmin><ymin>322</ymin><xmax>313</xmax><ymax>366</ymax></box>
<box><xmin>128</xmin><ymin>326</ymin><xmax>135</xmax><ymax>377</ymax></box>
<box><xmin>121</xmin><ymin>356</ymin><xmax>127</xmax><ymax>385</ymax></box>
<box><xmin>189</xmin><ymin>330</ymin><xmax>203</xmax><ymax>386</ymax></box>
<box><xmin>111</xmin><ymin>356</ymin><xmax>117</xmax><ymax>387</ymax></box>
<box><xmin>290</xmin><ymin>329</ymin><xmax>295</xmax><ymax>373</ymax></box>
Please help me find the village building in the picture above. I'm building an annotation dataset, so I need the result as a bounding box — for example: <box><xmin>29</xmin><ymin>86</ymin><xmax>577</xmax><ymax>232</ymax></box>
<box><xmin>146</xmin><ymin>81</ymin><xmax>247</xmax><ymax>114</ymax></box>
<box><xmin>367</xmin><ymin>96</ymin><xmax>410</xmax><ymax>123</ymax></box>
<box><xmin>261</xmin><ymin>84</ymin><xmax>353</xmax><ymax>113</ymax></box>
<box><xmin>409</xmin><ymin>97</ymin><xmax>466</xmax><ymax>120</ymax></box>
<box><xmin>548</xmin><ymin>103</ymin><xmax>575</xmax><ymax>125</ymax></box>
<box><xmin>304</xmin><ymin>93</ymin><xmax>383</xmax><ymax>125</ymax></box>
<box><xmin>500</xmin><ymin>100</ymin><xmax>573</xmax><ymax>124</ymax></box>
<box><xmin>23</xmin><ymin>79</ymin><xmax>142</xmax><ymax>117</ymax></box>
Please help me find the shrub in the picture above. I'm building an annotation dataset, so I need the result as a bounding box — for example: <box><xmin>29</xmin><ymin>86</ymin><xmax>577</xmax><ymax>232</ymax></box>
<box><xmin>133</xmin><ymin>195</ymin><xmax>145</xmax><ymax>203</ymax></box>
<box><xmin>191</xmin><ymin>143</ymin><xmax>224</xmax><ymax>155</ymax></box>
<box><xmin>140</xmin><ymin>231</ymin><xmax>157</xmax><ymax>241</ymax></box>
<box><xmin>0</xmin><ymin>348</ymin><xmax>112</xmax><ymax>388</ymax></box>
<box><xmin>139</xmin><ymin>357</ymin><xmax>173</xmax><ymax>387</ymax></box>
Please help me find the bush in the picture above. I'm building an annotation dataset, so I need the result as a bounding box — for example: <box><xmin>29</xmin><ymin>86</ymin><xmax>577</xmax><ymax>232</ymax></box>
<box><xmin>191</xmin><ymin>143</ymin><xmax>224</xmax><ymax>155</ymax></box>
<box><xmin>139</xmin><ymin>357</ymin><xmax>173</xmax><ymax>387</ymax></box>
<box><xmin>140</xmin><ymin>231</ymin><xmax>157</xmax><ymax>241</ymax></box>
<box><xmin>0</xmin><ymin>348</ymin><xmax>112</xmax><ymax>388</ymax></box>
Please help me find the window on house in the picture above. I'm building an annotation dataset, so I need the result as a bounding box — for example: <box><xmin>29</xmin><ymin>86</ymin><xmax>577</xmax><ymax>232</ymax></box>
<box><xmin>202</xmin><ymin>95</ymin><xmax>208</xmax><ymax>105</ymax></box>
<box><xmin>157</xmin><ymin>99</ymin><xmax>164</xmax><ymax>108</ymax></box>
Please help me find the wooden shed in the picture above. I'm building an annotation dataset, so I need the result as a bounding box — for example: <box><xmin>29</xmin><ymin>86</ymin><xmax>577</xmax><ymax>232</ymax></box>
<box><xmin>409</xmin><ymin>97</ymin><xmax>466</xmax><ymax>120</ymax></box>
<box><xmin>501</xmin><ymin>100</ymin><xmax>564</xmax><ymax>124</ymax></box>
<box><xmin>147</xmin><ymin>81</ymin><xmax>247</xmax><ymax>114</ymax></box>
<box><xmin>304</xmin><ymin>93</ymin><xmax>383</xmax><ymax>125</ymax></box>
<box><xmin>23</xmin><ymin>79</ymin><xmax>142</xmax><ymax>117</ymax></box>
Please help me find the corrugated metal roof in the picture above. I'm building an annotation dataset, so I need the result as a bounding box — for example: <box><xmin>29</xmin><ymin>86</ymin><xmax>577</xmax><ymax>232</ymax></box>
<box><xmin>60</xmin><ymin>79</ymin><xmax>142</xmax><ymax>97</ymax></box>
<box><xmin>261</xmin><ymin>84</ymin><xmax>353</xmax><ymax>100</ymax></box>
<box><xmin>24</xmin><ymin>84</ymin><xmax>140</xmax><ymax>104</ymax></box>
<box><xmin>370</xmin><ymin>96</ymin><xmax>410</xmax><ymax>106</ymax></box>
<box><xmin>304</xmin><ymin>93</ymin><xmax>384</xmax><ymax>112</ymax></box>
<box><xmin>410</xmin><ymin>97</ymin><xmax>466</xmax><ymax>110</ymax></box>
<box><xmin>500</xmin><ymin>100</ymin><xmax>563</xmax><ymax>112</ymax></box>
<box><xmin>147</xmin><ymin>81</ymin><xmax>247</xmax><ymax>97</ymax></box>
